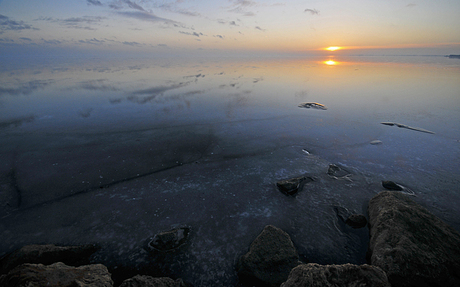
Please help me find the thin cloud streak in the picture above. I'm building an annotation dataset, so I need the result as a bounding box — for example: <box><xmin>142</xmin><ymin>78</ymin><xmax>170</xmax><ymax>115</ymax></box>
<box><xmin>0</xmin><ymin>14</ymin><xmax>38</xmax><ymax>34</ymax></box>
<box><xmin>116</xmin><ymin>11</ymin><xmax>178</xmax><ymax>24</ymax></box>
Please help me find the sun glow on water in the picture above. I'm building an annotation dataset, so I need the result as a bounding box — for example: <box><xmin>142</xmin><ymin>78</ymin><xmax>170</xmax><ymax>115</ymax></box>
<box><xmin>324</xmin><ymin>60</ymin><xmax>338</xmax><ymax>66</ymax></box>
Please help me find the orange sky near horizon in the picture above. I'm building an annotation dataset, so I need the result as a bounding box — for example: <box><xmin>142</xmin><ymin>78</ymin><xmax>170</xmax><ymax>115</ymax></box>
<box><xmin>1</xmin><ymin>0</ymin><xmax>459</xmax><ymax>56</ymax></box>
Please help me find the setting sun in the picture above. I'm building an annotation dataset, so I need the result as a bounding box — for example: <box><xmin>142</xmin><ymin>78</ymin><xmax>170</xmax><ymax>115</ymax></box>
<box><xmin>325</xmin><ymin>46</ymin><xmax>342</xmax><ymax>51</ymax></box>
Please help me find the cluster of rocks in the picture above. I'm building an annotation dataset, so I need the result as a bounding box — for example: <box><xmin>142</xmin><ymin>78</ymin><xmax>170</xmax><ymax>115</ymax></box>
<box><xmin>1</xmin><ymin>190</ymin><xmax>460</xmax><ymax>286</ymax></box>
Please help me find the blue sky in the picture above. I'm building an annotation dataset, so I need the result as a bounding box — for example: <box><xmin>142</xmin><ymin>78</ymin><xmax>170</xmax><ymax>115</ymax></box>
<box><xmin>1</xmin><ymin>0</ymin><xmax>460</xmax><ymax>56</ymax></box>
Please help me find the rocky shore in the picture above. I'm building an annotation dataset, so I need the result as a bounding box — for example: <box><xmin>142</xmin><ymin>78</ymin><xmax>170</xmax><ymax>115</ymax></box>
<box><xmin>1</xmin><ymin>189</ymin><xmax>459</xmax><ymax>286</ymax></box>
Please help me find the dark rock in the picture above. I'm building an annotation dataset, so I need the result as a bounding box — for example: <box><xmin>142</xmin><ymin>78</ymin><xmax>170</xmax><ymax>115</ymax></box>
<box><xmin>0</xmin><ymin>262</ymin><xmax>113</xmax><ymax>287</ymax></box>
<box><xmin>237</xmin><ymin>225</ymin><xmax>301</xmax><ymax>287</ymax></box>
<box><xmin>368</xmin><ymin>191</ymin><xmax>460</xmax><ymax>287</ymax></box>
<box><xmin>0</xmin><ymin>244</ymin><xmax>99</xmax><ymax>274</ymax></box>
<box><xmin>333</xmin><ymin>205</ymin><xmax>351</xmax><ymax>222</ymax></box>
<box><xmin>381</xmin><ymin>180</ymin><xmax>403</xmax><ymax>191</ymax></box>
<box><xmin>345</xmin><ymin>214</ymin><xmax>368</xmax><ymax>229</ymax></box>
<box><xmin>298</xmin><ymin>102</ymin><xmax>327</xmax><ymax>110</ymax></box>
<box><xmin>147</xmin><ymin>227</ymin><xmax>190</xmax><ymax>252</ymax></box>
<box><xmin>281</xmin><ymin>263</ymin><xmax>390</xmax><ymax>287</ymax></box>
<box><xmin>276</xmin><ymin>176</ymin><xmax>313</xmax><ymax>196</ymax></box>
<box><xmin>120</xmin><ymin>274</ymin><xmax>185</xmax><ymax>287</ymax></box>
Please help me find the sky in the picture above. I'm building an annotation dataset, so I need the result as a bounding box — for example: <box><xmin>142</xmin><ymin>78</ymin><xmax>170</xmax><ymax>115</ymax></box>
<box><xmin>1</xmin><ymin>0</ymin><xmax>460</xmax><ymax>57</ymax></box>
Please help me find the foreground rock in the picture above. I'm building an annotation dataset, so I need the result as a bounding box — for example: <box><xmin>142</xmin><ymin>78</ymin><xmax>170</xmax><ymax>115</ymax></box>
<box><xmin>0</xmin><ymin>244</ymin><xmax>99</xmax><ymax>274</ymax></box>
<box><xmin>368</xmin><ymin>191</ymin><xmax>460</xmax><ymax>287</ymax></box>
<box><xmin>120</xmin><ymin>274</ymin><xmax>185</xmax><ymax>287</ymax></box>
<box><xmin>237</xmin><ymin>225</ymin><xmax>301</xmax><ymax>287</ymax></box>
<box><xmin>0</xmin><ymin>262</ymin><xmax>113</xmax><ymax>287</ymax></box>
<box><xmin>281</xmin><ymin>263</ymin><xmax>390</xmax><ymax>287</ymax></box>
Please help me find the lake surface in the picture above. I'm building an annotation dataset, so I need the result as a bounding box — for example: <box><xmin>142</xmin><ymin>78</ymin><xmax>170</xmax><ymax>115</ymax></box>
<box><xmin>1</xmin><ymin>55</ymin><xmax>459</xmax><ymax>286</ymax></box>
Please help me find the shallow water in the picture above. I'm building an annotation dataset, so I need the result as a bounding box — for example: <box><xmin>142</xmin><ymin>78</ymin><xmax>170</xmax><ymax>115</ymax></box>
<box><xmin>1</xmin><ymin>55</ymin><xmax>459</xmax><ymax>286</ymax></box>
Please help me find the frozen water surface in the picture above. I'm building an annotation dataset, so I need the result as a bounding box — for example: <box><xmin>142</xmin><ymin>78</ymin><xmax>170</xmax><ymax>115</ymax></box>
<box><xmin>0</xmin><ymin>55</ymin><xmax>459</xmax><ymax>285</ymax></box>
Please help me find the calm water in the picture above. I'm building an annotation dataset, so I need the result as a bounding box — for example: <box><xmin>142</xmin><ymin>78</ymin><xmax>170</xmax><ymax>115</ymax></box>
<box><xmin>1</xmin><ymin>55</ymin><xmax>459</xmax><ymax>285</ymax></box>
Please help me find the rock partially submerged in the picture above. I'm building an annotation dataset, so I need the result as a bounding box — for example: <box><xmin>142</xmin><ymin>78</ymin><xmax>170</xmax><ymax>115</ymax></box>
<box><xmin>0</xmin><ymin>244</ymin><xmax>99</xmax><ymax>274</ymax></box>
<box><xmin>276</xmin><ymin>175</ymin><xmax>314</xmax><ymax>196</ymax></box>
<box><xmin>333</xmin><ymin>206</ymin><xmax>367</xmax><ymax>229</ymax></box>
<box><xmin>381</xmin><ymin>122</ymin><xmax>435</xmax><ymax>134</ymax></box>
<box><xmin>298</xmin><ymin>102</ymin><xmax>327</xmax><ymax>110</ymax></box>
<box><xmin>327</xmin><ymin>164</ymin><xmax>352</xmax><ymax>182</ymax></box>
<box><xmin>0</xmin><ymin>262</ymin><xmax>113</xmax><ymax>287</ymax></box>
<box><xmin>368</xmin><ymin>191</ymin><xmax>460</xmax><ymax>287</ymax></box>
<box><xmin>146</xmin><ymin>227</ymin><xmax>191</xmax><ymax>252</ymax></box>
<box><xmin>382</xmin><ymin>180</ymin><xmax>415</xmax><ymax>196</ymax></box>
<box><xmin>120</xmin><ymin>274</ymin><xmax>185</xmax><ymax>287</ymax></box>
<box><xmin>237</xmin><ymin>225</ymin><xmax>301</xmax><ymax>287</ymax></box>
<box><xmin>281</xmin><ymin>263</ymin><xmax>390</xmax><ymax>287</ymax></box>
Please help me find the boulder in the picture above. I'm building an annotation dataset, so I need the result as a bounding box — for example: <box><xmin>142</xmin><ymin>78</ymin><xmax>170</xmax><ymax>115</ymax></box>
<box><xmin>120</xmin><ymin>274</ymin><xmax>185</xmax><ymax>287</ymax></box>
<box><xmin>0</xmin><ymin>244</ymin><xmax>99</xmax><ymax>274</ymax></box>
<box><xmin>0</xmin><ymin>262</ymin><xmax>113</xmax><ymax>287</ymax></box>
<box><xmin>281</xmin><ymin>263</ymin><xmax>390</xmax><ymax>287</ymax></box>
<box><xmin>276</xmin><ymin>176</ymin><xmax>313</xmax><ymax>196</ymax></box>
<box><xmin>345</xmin><ymin>214</ymin><xmax>368</xmax><ymax>229</ymax></box>
<box><xmin>237</xmin><ymin>225</ymin><xmax>301</xmax><ymax>287</ymax></box>
<box><xmin>147</xmin><ymin>227</ymin><xmax>190</xmax><ymax>252</ymax></box>
<box><xmin>368</xmin><ymin>191</ymin><xmax>460</xmax><ymax>287</ymax></box>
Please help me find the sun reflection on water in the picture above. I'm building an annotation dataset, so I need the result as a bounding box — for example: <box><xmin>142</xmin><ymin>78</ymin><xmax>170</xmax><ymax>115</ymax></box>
<box><xmin>324</xmin><ymin>59</ymin><xmax>338</xmax><ymax>66</ymax></box>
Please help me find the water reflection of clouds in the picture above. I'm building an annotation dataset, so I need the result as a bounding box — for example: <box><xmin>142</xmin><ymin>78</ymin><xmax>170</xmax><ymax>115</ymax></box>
<box><xmin>0</xmin><ymin>79</ymin><xmax>55</xmax><ymax>96</ymax></box>
<box><xmin>78</xmin><ymin>79</ymin><xmax>120</xmax><ymax>91</ymax></box>
<box><xmin>0</xmin><ymin>115</ymin><xmax>36</xmax><ymax>129</ymax></box>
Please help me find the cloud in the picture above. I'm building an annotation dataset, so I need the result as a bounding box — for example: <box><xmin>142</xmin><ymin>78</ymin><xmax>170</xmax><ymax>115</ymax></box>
<box><xmin>19</xmin><ymin>37</ymin><xmax>32</xmax><ymax>41</ymax></box>
<box><xmin>179</xmin><ymin>31</ymin><xmax>203</xmax><ymax>37</ymax></box>
<box><xmin>37</xmin><ymin>16</ymin><xmax>105</xmax><ymax>30</ymax></box>
<box><xmin>255</xmin><ymin>26</ymin><xmax>265</xmax><ymax>31</ymax></box>
<box><xmin>122</xmin><ymin>41</ymin><xmax>142</xmax><ymax>46</ymax></box>
<box><xmin>406</xmin><ymin>3</ymin><xmax>417</xmax><ymax>8</ymax></box>
<box><xmin>123</xmin><ymin>0</ymin><xmax>146</xmax><ymax>12</ymax></box>
<box><xmin>214</xmin><ymin>35</ymin><xmax>224</xmax><ymax>39</ymax></box>
<box><xmin>78</xmin><ymin>38</ymin><xmax>105</xmax><ymax>45</ymax></box>
<box><xmin>116</xmin><ymin>11</ymin><xmax>177</xmax><ymax>24</ymax></box>
<box><xmin>304</xmin><ymin>8</ymin><xmax>319</xmax><ymax>15</ymax></box>
<box><xmin>228</xmin><ymin>0</ymin><xmax>257</xmax><ymax>16</ymax></box>
<box><xmin>87</xmin><ymin>0</ymin><xmax>103</xmax><ymax>6</ymax></box>
<box><xmin>0</xmin><ymin>14</ymin><xmax>38</xmax><ymax>34</ymax></box>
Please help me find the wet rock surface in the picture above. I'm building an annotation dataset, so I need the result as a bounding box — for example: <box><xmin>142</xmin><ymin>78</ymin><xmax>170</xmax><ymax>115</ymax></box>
<box><xmin>281</xmin><ymin>263</ymin><xmax>390</xmax><ymax>287</ymax></box>
<box><xmin>237</xmin><ymin>225</ymin><xmax>301</xmax><ymax>287</ymax></box>
<box><xmin>0</xmin><ymin>262</ymin><xmax>113</xmax><ymax>287</ymax></box>
<box><xmin>120</xmin><ymin>274</ymin><xmax>185</xmax><ymax>287</ymax></box>
<box><xmin>368</xmin><ymin>191</ymin><xmax>460</xmax><ymax>287</ymax></box>
<box><xmin>0</xmin><ymin>244</ymin><xmax>99</xmax><ymax>274</ymax></box>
